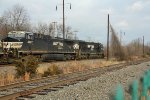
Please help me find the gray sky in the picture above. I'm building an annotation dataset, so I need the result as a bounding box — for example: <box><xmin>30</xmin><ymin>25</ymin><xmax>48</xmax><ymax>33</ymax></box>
<box><xmin>0</xmin><ymin>0</ymin><xmax>150</xmax><ymax>45</ymax></box>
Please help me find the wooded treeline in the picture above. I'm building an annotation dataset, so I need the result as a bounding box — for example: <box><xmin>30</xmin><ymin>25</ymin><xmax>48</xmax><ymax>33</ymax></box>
<box><xmin>109</xmin><ymin>25</ymin><xmax>150</xmax><ymax>60</ymax></box>
<box><xmin>0</xmin><ymin>4</ymin><xmax>77</xmax><ymax>39</ymax></box>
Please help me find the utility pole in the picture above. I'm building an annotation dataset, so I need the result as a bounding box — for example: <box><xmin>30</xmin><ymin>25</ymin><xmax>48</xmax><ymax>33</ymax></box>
<box><xmin>63</xmin><ymin>0</ymin><xmax>65</xmax><ymax>39</ymax></box>
<box><xmin>120</xmin><ymin>30</ymin><xmax>122</xmax><ymax>44</ymax></box>
<box><xmin>52</xmin><ymin>22</ymin><xmax>57</xmax><ymax>37</ymax></box>
<box><xmin>56</xmin><ymin>1</ymin><xmax>71</xmax><ymax>39</ymax></box>
<box><xmin>52</xmin><ymin>22</ymin><xmax>57</xmax><ymax>33</ymax></box>
<box><xmin>52</xmin><ymin>22</ymin><xmax>57</xmax><ymax>29</ymax></box>
<box><xmin>107</xmin><ymin>14</ymin><xmax>110</xmax><ymax>60</ymax></box>
<box><xmin>143</xmin><ymin>36</ymin><xmax>144</xmax><ymax>56</ymax></box>
<box><xmin>138</xmin><ymin>38</ymin><xmax>140</xmax><ymax>55</ymax></box>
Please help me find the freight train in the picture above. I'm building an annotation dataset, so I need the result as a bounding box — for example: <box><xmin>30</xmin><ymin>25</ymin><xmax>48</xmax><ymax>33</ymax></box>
<box><xmin>0</xmin><ymin>31</ymin><xmax>104</xmax><ymax>63</ymax></box>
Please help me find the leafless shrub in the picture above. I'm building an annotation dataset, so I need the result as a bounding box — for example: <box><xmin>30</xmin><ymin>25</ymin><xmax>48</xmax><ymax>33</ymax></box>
<box><xmin>125</xmin><ymin>39</ymin><xmax>150</xmax><ymax>60</ymax></box>
<box><xmin>145</xmin><ymin>43</ymin><xmax>150</xmax><ymax>56</ymax></box>
<box><xmin>42</xmin><ymin>64</ymin><xmax>62</xmax><ymax>77</ymax></box>
<box><xmin>15</xmin><ymin>55</ymin><xmax>38</xmax><ymax>79</ymax></box>
<box><xmin>126</xmin><ymin>39</ymin><xmax>143</xmax><ymax>57</ymax></box>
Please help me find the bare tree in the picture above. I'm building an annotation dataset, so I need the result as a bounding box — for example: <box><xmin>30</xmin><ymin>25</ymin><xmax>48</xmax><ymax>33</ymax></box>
<box><xmin>35</xmin><ymin>22</ymin><xmax>48</xmax><ymax>35</ymax></box>
<box><xmin>0</xmin><ymin>17</ymin><xmax>7</xmax><ymax>37</ymax></box>
<box><xmin>56</xmin><ymin>24</ymin><xmax>75</xmax><ymax>39</ymax></box>
<box><xmin>57</xmin><ymin>24</ymin><xmax>63</xmax><ymax>38</ymax></box>
<box><xmin>34</xmin><ymin>22</ymin><xmax>73</xmax><ymax>39</ymax></box>
<box><xmin>126</xmin><ymin>38</ymin><xmax>143</xmax><ymax>57</ymax></box>
<box><xmin>145</xmin><ymin>42</ymin><xmax>150</xmax><ymax>55</ymax></box>
<box><xmin>65</xmin><ymin>26</ymin><xmax>74</xmax><ymax>39</ymax></box>
<box><xmin>67</xmin><ymin>31</ymin><xmax>74</xmax><ymax>39</ymax></box>
<box><xmin>0</xmin><ymin>16</ymin><xmax>13</xmax><ymax>38</ymax></box>
<box><xmin>0</xmin><ymin>4</ymin><xmax>30</xmax><ymax>38</ymax></box>
<box><xmin>2</xmin><ymin>4</ymin><xmax>30</xmax><ymax>31</ymax></box>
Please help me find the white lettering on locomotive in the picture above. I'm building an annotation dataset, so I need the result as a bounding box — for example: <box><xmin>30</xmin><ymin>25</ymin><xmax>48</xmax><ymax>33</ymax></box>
<box><xmin>53</xmin><ymin>42</ymin><xmax>63</xmax><ymax>49</ymax></box>
<box><xmin>2</xmin><ymin>42</ymin><xmax>23</xmax><ymax>49</ymax></box>
<box><xmin>87</xmin><ymin>45</ymin><xmax>94</xmax><ymax>50</ymax></box>
<box><xmin>73</xmin><ymin>44</ymin><xmax>79</xmax><ymax>49</ymax></box>
<box><xmin>53</xmin><ymin>42</ymin><xmax>63</xmax><ymax>46</ymax></box>
<box><xmin>27</xmin><ymin>41</ymin><xmax>33</xmax><ymax>44</ymax></box>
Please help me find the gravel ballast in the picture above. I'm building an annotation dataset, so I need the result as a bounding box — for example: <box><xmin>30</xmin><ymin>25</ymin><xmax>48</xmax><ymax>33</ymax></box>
<box><xmin>32</xmin><ymin>61</ymin><xmax>150</xmax><ymax>100</ymax></box>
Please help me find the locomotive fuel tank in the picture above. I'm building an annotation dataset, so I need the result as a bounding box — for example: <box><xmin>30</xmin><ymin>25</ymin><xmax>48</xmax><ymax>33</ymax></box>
<box><xmin>41</xmin><ymin>54</ymin><xmax>66</xmax><ymax>61</ymax></box>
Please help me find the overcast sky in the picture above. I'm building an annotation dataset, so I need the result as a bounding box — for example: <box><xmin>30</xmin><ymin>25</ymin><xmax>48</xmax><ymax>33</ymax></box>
<box><xmin>0</xmin><ymin>0</ymin><xmax>150</xmax><ymax>45</ymax></box>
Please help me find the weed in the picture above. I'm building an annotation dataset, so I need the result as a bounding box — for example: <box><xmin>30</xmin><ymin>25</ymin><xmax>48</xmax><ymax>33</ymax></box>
<box><xmin>15</xmin><ymin>55</ymin><xmax>38</xmax><ymax>79</ymax></box>
<box><xmin>42</xmin><ymin>64</ymin><xmax>62</xmax><ymax>77</ymax></box>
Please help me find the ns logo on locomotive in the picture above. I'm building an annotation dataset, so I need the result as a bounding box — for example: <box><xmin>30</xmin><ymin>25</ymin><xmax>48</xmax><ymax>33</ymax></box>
<box><xmin>0</xmin><ymin>31</ymin><xmax>104</xmax><ymax>63</ymax></box>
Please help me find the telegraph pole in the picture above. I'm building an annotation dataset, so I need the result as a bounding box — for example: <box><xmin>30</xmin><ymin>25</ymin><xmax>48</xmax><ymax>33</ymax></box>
<box><xmin>52</xmin><ymin>22</ymin><xmax>57</xmax><ymax>31</ymax></box>
<box><xmin>56</xmin><ymin>0</ymin><xmax>71</xmax><ymax>39</ymax></box>
<box><xmin>138</xmin><ymin>38</ymin><xmax>140</xmax><ymax>55</ymax></box>
<box><xmin>52</xmin><ymin>22</ymin><xmax>57</xmax><ymax>37</ymax></box>
<box><xmin>107</xmin><ymin>14</ymin><xmax>110</xmax><ymax>60</ymax></box>
<box><xmin>63</xmin><ymin>0</ymin><xmax>65</xmax><ymax>39</ymax></box>
<box><xmin>143</xmin><ymin>36</ymin><xmax>145</xmax><ymax>56</ymax></box>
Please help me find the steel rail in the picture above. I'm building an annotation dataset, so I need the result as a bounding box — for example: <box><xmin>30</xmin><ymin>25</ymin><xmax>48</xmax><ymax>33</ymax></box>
<box><xmin>0</xmin><ymin>61</ymin><xmax>126</xmax><ymax>91</ymax></box>
<box><xmin>0</xmin><ymin>58</ymin><xmax>149</xmax><ymax>100</ymax></box>
<box><xmin>0</xmin><ymin>58</ymin><xmax>149</xmax><ymax>91</ymax></box>
<box><xmin>0</xmin><ymin>63</ymin><xmax>128</xmax><ymax>100</ymax></box>
<box><xmin>0</xmin><ymin>60</ymin><xmax>121</xmax><ymax>91</ymax></box>
<box><xmin>0</xmin><ymin>76</ymin><xmax>58</xmax><ymax>91</ymax></box>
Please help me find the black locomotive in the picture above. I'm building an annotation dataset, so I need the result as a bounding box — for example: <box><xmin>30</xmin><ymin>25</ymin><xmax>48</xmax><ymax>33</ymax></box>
<box><xmin>0</xmin><ymin>31</ymin><xmax>104</xmax><ymax>62</ymax></box>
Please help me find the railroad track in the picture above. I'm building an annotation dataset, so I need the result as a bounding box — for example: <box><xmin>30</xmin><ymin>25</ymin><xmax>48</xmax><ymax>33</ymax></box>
<box><xmin>0</xmin><ymin>58</ymin><xmax>149</xmax><ymax>100</ymax></box>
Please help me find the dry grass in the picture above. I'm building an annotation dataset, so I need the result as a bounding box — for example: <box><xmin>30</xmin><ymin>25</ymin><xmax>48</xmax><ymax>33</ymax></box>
<box><xmin>0</xmin><ymin>71</ymin><xmax>30</xmax><ymax>86</ymax></box>
<box><xmin>24</xmin><ymin>72</ymin><xmax>30</xmax><ymax>81</ymax></box>
<box><xmin>62</xmin><ymin>60</ymin><xmax>119</xmax><ymax>74</ymax></box>
<box><xmin>0</xmin><ymin>72</ymin><xmax>15</xmax><ymax>86</ymax></box>
<box><xmin>42</xmin><ymin>64</ymin><xmax>62</xmax><ymax>77</ymax></box>
<box><xmin>37</xmin><ymin>60</ymin><xmax>120</xmax><ymax>75</ymax></box>
<box><xmin>0</xmin><ymin>59</ymin><xmax>123</xmax><ymax>86</ymax></box>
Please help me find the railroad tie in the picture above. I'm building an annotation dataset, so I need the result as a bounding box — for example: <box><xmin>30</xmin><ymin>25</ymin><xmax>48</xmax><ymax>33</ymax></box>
<box><xmin>34</xmin><ymin>91</ymin><xmax>48</xmax><ymax>95</ymax></box>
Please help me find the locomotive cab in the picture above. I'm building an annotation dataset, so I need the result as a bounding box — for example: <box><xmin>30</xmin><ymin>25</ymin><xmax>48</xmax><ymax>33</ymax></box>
<box><xmin>1</xmin><ymin>31</ymin><xmax>34</xmax><ymax>58</ymax></box>
<box><xmin>2</xmin><ymin>31</ymin><xmax>32</xmax><ymax>48</ymax></box>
